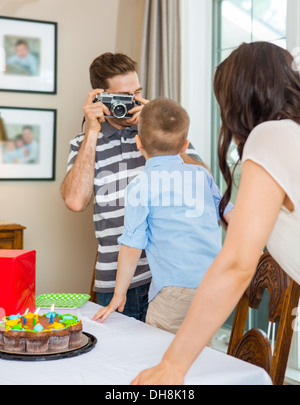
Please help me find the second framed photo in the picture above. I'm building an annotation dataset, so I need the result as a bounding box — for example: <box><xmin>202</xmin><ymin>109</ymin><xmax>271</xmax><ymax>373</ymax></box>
<box><xmin>0</xmin><ymin>106</ymin><xmax>56</xmax><ymax>181</ymax></box>
<box><xmin>0</xmin><ymin>16</ymin><xmax>57</xmax><ymax>93</ymax></box>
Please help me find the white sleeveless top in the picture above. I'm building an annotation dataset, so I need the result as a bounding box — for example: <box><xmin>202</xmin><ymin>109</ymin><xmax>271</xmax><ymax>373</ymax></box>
<box><xmin>242</xmin><ymin>120</ymin><xmax>300</xmax><ymax>285</ymax></box>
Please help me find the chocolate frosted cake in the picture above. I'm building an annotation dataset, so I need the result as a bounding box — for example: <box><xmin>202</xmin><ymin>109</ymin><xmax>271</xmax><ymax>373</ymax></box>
<box><xmin>0</xmin><ymin>311</ymin><xmax>82</xmax><ymax>354</ymax></box>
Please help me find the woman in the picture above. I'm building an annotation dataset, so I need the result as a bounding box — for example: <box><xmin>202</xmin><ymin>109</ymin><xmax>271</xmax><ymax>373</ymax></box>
<box><xmin>131</xmin><ymin>41</ymin><xmax>300</xmax><ymax>385</ymax></box>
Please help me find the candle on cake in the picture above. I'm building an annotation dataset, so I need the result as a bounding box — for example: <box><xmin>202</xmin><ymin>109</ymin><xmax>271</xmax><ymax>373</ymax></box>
<box><xmin>46</xmin><ymin>304</ymin><xmax>55</xmax><ymax>324</ymax></box>
<box><xmin>25</xmin><ymin>313</ymin><xmax>34</xmax><ymax>319</ymax></box>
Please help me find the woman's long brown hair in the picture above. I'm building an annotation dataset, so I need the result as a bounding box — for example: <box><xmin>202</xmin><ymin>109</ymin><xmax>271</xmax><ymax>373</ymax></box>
<box><xmin>213</xmin><ymin>41</ymin><xmax>300</xmax><ymax>225</ymax></box>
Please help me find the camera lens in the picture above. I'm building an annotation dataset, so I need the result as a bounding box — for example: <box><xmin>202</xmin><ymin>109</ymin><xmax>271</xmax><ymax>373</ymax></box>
<box><xmin>114</xmin><ymin>105</ymin><xmax>126</xmax><ymax>118</ymax></box>
<box><xmin>111</xmin><ymin>101</ymin><xmax>127</xmax><ymax>119</ymax></box>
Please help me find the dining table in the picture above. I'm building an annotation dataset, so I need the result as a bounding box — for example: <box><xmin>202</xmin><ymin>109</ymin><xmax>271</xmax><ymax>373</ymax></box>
<box><xmin>0</xmin><ymin>301</ymin><xmax>273</xmax><ymax>386</ymax></box>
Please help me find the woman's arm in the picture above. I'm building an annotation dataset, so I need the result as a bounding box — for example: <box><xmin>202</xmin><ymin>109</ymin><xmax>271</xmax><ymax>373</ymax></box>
<box><xmin>131</xmin><ymin>159</ymin><xmax>286</xmax><ymax>385</ymax></box>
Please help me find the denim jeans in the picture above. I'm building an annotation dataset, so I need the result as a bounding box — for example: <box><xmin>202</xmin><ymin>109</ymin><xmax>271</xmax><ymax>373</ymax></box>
<box><xmin>96</xmin><ymin>283</ymin><xmax>150</xmax><ymax>322</ymax></box>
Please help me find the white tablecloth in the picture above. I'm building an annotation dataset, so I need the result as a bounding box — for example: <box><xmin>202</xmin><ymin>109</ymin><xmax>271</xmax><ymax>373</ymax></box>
<box><xmin>0</xmin><ymin>301</ymin><xmax>272</xmax><ymax>385</ymax></box>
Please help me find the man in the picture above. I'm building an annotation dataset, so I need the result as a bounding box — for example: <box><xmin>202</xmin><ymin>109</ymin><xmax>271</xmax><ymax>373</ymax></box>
<box><xmin>61</xmin><ymin>53</ymin><xmax>200</xmax><ymax>321</ymax></box>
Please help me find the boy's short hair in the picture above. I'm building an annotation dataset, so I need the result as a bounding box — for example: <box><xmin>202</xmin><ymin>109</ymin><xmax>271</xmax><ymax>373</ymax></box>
<box><xmin>89</xmin><ymin>52</ymin><xmax>137</xmax><ymax>90</ymax></box>
<box><xmin>138</xmin><ymin>98</ymin><xmax>190</xmax><ymax>157</ymax></box>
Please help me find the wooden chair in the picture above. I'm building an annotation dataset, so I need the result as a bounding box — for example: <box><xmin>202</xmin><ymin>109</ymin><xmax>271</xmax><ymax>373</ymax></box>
<box><xmin>227</xmin><ymin>252</ymin><xmax>300</xmax><ymax>385</ymax></box>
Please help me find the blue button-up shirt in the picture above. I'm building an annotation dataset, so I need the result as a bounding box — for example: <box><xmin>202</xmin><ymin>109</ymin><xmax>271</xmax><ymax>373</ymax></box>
<box><xmin>118</xmin><ymin>154</ymin><xmax>233</xmax><ymax>302</ymax></box>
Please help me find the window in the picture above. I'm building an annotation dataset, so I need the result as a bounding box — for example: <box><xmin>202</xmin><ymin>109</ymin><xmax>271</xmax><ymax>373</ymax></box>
<box><xmin>211</xmin><ymin>0</ymin><xmax>287</xmax><ymax>192</ymax></box>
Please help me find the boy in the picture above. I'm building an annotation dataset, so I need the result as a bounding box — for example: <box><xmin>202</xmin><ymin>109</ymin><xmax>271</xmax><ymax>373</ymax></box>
<box><xmin>61</xmin><ymin>53</ymin><xmax>201</xmax><ymax>322</ymax></box>
<box><xmin>93</xmin><ymin>98</ymin><xmax>233</xmax><ymax>333</ymax></box>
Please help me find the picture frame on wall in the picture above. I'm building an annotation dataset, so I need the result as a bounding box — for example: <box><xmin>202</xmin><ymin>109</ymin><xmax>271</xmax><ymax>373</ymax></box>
<box><xmin>0</xmin><ymin>107</ymin><xmax>56</xmax><ymax>181</ymax></box>
<box><xmin>0</xmin><ymin>16</ymin><xmax>57</xmax><ymax>94</ymax></box>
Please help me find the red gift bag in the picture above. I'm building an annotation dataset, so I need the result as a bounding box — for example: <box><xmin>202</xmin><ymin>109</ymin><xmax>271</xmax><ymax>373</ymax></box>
<box><xmin>0</xmin><ymin>250</ymin><xmax>36</xmax><ymax>316</ymax></box>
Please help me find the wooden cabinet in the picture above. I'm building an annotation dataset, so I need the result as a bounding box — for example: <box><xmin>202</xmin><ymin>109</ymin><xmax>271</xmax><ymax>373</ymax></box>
<box><xmin>0</xmin><ymin>221</ymin><xmax>26</xmax><ymax>250</ymax></box>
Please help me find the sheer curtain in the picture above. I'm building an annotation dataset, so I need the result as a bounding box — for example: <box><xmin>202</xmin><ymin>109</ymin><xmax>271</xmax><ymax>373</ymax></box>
<box><xmin>139</xmin><ymin>0</ymin><xmax>181</xmax><ymax>102</ymax></box>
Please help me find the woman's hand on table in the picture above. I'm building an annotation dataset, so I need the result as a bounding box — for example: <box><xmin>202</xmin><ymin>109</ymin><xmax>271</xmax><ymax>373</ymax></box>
<box><xmin>131</xmin><ymin>360</ymin><xmax>185</xmax><ymax>385</ymax></box>
<box><xmin>92</xmin><ymin>294</ymin><xmax>126</xmax><ymax>323</ymax></box>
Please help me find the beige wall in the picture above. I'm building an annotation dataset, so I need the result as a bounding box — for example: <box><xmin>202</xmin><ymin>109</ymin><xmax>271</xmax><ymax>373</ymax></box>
<box><xmin>0</xmin><ymin>0</ymin><xmax>144</xmax><ymax>295</ymax></box>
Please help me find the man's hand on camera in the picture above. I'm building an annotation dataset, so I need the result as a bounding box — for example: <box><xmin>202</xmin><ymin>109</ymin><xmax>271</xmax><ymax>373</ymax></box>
<box><xmin>126</xmin><ymin>94</ymin><xmax>149</xmax><ymax>126</ymax></box>
<box><xmin>83</xmin><ymin>89</ymin><xmax>111</xmax><ymax>133</ymax></box>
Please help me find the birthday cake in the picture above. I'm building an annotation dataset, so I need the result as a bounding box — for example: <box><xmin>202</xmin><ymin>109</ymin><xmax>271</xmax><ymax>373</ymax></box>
<box><xmin>0</xmin><ymin>310</ymin><xmax>82</xmax><ymax>354</ymax></box>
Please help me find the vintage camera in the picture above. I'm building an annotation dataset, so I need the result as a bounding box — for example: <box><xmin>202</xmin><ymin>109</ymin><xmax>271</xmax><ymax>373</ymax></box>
<box><xmin>93</xmin><ymin>92</ymin><xmax>139</xmax><ymax>119</ymax></box>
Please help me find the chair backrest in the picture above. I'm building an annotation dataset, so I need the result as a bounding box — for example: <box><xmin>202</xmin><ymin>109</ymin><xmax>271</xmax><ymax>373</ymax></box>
<box><xmin>227</xmin><ymin>252</ymin><xmax>300</xmax><ymax>385</ymax></box>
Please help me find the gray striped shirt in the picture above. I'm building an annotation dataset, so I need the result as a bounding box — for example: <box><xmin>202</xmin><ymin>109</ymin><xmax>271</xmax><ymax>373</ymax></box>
<box><xmin>67</xmin><ymin>121</ymin><xmax>200</xmax><ymax>293</ymax></box>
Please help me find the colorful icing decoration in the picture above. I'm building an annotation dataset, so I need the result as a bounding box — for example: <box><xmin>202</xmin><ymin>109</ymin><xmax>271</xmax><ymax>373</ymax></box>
<box><xmin>33</xmin><ymin>323</ymin><xmax>44</xmax><ymax>332</ymax></box>
<box><xmin>11</xmin><ymin>323</ymin><xmax>23</xmax><ymax>331</ymax></box>
<box><xmin>8</xmin><ymin>314</ymin><xmax>20</xmax><ymax>321</ymax></box>
<box><xmin>59</xmin><ymin>315</ymin><xmax>78</xmax><ymax>326</ymax></box>
<box><xmin>6</xmin><ymin>318</ymin><xmax>20</xmax><ymax>327</ymax></box>
<box><xmin>51</xmin><ymin>322</ymin><xmax>64</xmax><ymax>330</ymax></box>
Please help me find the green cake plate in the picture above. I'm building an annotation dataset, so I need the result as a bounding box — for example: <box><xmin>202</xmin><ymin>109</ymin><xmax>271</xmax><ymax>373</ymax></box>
<box><xmin>36</xmin><ymin>293</ymin><xmax>91</xmax><ymax>309</ymax></box>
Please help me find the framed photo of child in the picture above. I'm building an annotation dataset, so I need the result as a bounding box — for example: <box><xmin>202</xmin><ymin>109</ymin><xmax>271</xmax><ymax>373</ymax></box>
<box><xmin>0</xmin><ymin>107</ymin><xmax>56</xmax><ymax>180</ymax></box>
<box><xmin>0</xmin><ymin>16</ymin><xmax>57</xmax><ymax>93</ymax></box>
